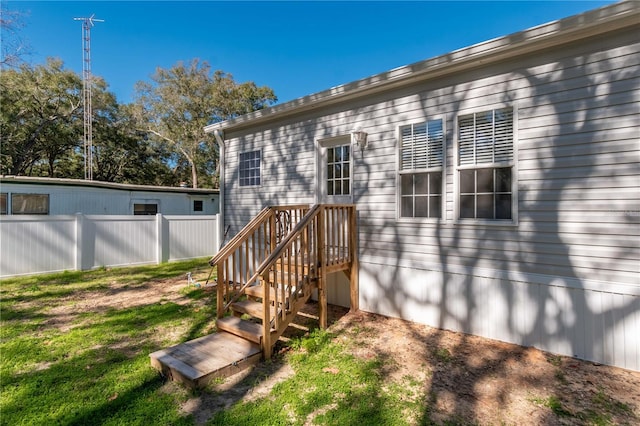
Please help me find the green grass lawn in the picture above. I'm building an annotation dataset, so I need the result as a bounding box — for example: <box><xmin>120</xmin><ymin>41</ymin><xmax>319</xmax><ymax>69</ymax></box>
<box><xmin>4</xmin><ymin>262</ymin><xmax>635</xmax><ymax>426</ymax></box>
<box><xmin>0</xmin><ymin>261</ymin><xmax>420</xmax><ymax>426</ymax></box>
<box><xmin>1</xmin><ymin>261</ymin><xmax>211</xmax><ymax>426</ymax></box>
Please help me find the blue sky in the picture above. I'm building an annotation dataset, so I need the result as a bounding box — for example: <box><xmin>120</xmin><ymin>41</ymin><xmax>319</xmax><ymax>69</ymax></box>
<box><xmin>6</xmin><ymin>1</ymin><xmax>615</xmax><ymax>105</ymax></box>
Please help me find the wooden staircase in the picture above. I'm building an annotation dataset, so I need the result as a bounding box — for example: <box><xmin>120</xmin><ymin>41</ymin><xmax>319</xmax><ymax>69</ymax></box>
<box><xmin>150</xmin><ymin>204</ymin><xmax>358</xmax><ymax>388</ymax></box>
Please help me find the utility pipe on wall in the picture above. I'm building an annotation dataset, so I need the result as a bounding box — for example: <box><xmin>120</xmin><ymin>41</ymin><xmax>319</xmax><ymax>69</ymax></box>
<box><xmin>213</xmin><ymin>129</ymin><xmax>225</xmax><ymax>249</ymax></box>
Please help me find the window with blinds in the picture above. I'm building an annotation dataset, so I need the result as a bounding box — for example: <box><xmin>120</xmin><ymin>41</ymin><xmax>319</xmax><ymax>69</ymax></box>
<box><xmin>457</xmin><ymin>107</ymin><xmax>515</xmax><ymax>221</ymax></box>
<box><xmin>399</xmin><ymin>118</ymin><xmax>444</xmax><ymax>219</ymax></box>
<box><xmin>401</xmin><ymin>119</ymin><xmax>444</xmax><ymax>170</ymax></box>
<box><xmin>458</xmin><ymin>108</ymin><xmax>513</xmax><ymax>166</ymax></box>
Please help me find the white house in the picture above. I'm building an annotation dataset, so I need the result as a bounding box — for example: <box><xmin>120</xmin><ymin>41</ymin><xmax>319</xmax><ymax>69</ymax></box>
<box><xmin>204</xmin><ymin>2</ymin><xmax>640</xmax><ymax>370</ymax></box>
<box><xmin>0</xmin><ymin>176</ymin><xmax>219</xmax><ymax>216</ymax></box>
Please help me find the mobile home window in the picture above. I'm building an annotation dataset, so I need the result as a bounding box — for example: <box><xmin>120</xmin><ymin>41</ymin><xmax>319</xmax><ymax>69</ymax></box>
<box><xmin>399</xmin><ymin>119</ymin><xmax>444</xmax><ymax>218</ymax></box>
<box><xmin>457</xmin><ymin>107</ymin><xmax>515</xmax><ymax>221</ymax></box>
<box><xmin>239</xmin><ymin>150</ymin><xmax>261</xmax><ymax>187</ymax></box>
<box><xmin>133</xmin><ymin>203</ymin><xmax>158</xmax><ymax>215</ymax></box>
<box><xmin>193</xmin><ymin>200</ymin><xmax>203</xmax><ymax>212</ymax></box>
<box><xmin>327</xmin><ymin>145</ymin><xmax>350</xmax><ymax>196</ymax></box>
<box><xmin>0</xmin><ymin>193</ymin><xmax>7</xmax><ymax>215</ymax></box>
<box><xmin>11</xmin><ymin>193</ymin><xmax>49</xmax><ymax>215</ymax></box>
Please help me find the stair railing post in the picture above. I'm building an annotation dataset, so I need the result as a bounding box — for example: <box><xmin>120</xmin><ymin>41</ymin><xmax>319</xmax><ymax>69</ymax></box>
<box><xmin>262</xmin><ymin>273</ymin><xmax>272</xmax><ymax>360</ymax></box>
<box><xmin>349</xmin><ymin>206</ymin><xmax>359</xmax><ymax>312</ymax></box>
<box><xmin>317</xmin><ymin>205</ymin><xmax>327</xmax><ymax>329</ymax></box>
<box><xmin>269</xmin><ymin>209</ymin><xmax>277</xmax><ymax>254</ymax></box>
<box><xmin>216</xmin><ymin>261</ymin><xmax>224</xmax><ymax>319</ymax></box>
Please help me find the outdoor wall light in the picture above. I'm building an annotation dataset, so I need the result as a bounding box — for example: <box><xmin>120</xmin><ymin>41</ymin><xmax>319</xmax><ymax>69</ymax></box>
<box><xmin>352</xmin><ymin>128</ymin><xmax>368</xmax><ymax>152</ymax></box>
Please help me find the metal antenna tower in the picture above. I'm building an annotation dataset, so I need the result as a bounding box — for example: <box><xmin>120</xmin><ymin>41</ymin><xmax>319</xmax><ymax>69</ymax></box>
<box><xmin>73</xmin><ymin>14</ymin><xmax>103</xmax><ymax>180</ymax></box>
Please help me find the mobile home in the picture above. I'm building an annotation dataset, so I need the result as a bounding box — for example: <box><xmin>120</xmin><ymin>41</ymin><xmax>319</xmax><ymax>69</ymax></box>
<box><xmin>0</xmin><ymin>176</ymin><xmax>219</xmax><ymax>216</ymax></box>
<box><xmin>205</xmin><ymin>2</ymin><xmax>639</xmax><ymax>370</ymax></box>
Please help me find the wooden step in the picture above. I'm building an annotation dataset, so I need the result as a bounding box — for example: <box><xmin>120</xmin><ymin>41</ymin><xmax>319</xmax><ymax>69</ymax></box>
<box><xmin>231</xmin><ymin>300</ymin><xmax>278</xmax><ymax>319</ymax></box>
<box><xmin>245</xmin><ymin>284</ymin><xmax>276</xmax><ymax>299</ymax></box>
<box><xmin>244</xmin><ymin>283</ymin><xmax>299</xmax><ymax>301</ymax></box>
<box><xmin>216</xmin><ymin>316</ymin><xmax>272</xmax><ymax>345</ymax></box>
<box><xmin>149</xmin><ymin>331</ymin><xmax>261</xmax><ymax>388</ymax></box>
<box><xmin>274</xmin><ymin>261</ymin><xmax>313</xmax><ymax>276</ymax></box>
<box><xmin>267</xmin><ymin>269</ymin><xmax>310</xmax><ymax>283</ymax></box>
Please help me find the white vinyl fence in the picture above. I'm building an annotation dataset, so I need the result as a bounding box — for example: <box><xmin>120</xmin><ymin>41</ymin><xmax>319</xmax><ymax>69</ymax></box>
<box><xmin>0</xmin><ymin>214</ymin><xmax>219</xmax><ymax>278</ymax></box>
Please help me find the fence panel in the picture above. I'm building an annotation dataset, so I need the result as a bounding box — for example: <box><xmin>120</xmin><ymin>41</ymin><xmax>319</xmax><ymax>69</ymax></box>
<box><xmin>89</xmin><ymin>215</ymin><xmax>158</xmax><ymax>269</ymax></box>
<box><xmin>0</xmin><ymin>214</ymin><xmax>219</xmax><ymax>277</ymax></box>
<box><xmin>166</xmin><ymin>215</ymin><xmax>218</xmax><ymax>262</ymax></box>
<box><xmin>0</xmin><ymin>215</ymin><xmax>76</xmax><ymax>276</ymax></box>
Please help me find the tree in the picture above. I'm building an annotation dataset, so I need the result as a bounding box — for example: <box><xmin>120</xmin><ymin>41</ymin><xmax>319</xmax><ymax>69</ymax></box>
<box><xmin>0</xmin><ymin>58</ymin><xmax>83</xmax><ymax>176</ymax></box>
<box><xmin>92</xmin><ymin>102</ymin><xmax>177</xmax><ymax>185</ymax></box>
<box><xmin>0</xmin><ymin>5</ymin><xmax>29</xmax><ymax>68</ymax></box>
<box><xmin>133</xmin><ymin>59</ymin><xmax>277</xmax><ymax>188</ymax></box>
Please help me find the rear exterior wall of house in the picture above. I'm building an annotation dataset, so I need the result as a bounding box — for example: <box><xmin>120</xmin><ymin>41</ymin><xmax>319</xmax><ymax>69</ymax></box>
<box><xmin>222</xmin><ymin>27</ymin><xmax>639</xmax><ymax>370</ymax></box>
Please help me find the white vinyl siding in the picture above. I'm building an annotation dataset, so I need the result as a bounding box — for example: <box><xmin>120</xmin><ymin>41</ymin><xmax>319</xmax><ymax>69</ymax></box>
<box><xmin>399</xmin><ymin>119</ymin><xmax>444</xmax><ymax>219</ymax></box>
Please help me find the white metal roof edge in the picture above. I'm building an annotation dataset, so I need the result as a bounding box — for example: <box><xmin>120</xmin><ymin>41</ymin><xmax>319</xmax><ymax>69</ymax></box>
<box><xmin>0</xmin><ymin>176</ymin><xmax>219</xmax><ymax>194</ymax></box>
<box><xmin>204</xmin><ymin>1</ymin><xmax>639</xmax><ymax>134</ymax></box>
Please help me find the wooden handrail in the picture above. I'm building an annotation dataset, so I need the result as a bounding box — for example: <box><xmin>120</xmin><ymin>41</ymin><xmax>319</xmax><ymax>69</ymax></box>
<box><xmin>258</xmin><ymin>204</ymin><xmax>323</xmax><ymax>276</ymax></box>
<box><xmin>208</xmin><ymin>206</ymin><xmax>271</xmax><ymax>266</ymax></box>
<box><xmin>213</xmin><ymin>204</ymin><xmax>311</xmax><ymax>320</ymax></box>
<box><xmin>221</xmin><ymin>204</ymin><xmax>322</xmax><ymax>313</ymax></box>
<box><xmin>209</xmin><ymin>204</ymin><xmax>311</xmax><ymax>266</ymax></box>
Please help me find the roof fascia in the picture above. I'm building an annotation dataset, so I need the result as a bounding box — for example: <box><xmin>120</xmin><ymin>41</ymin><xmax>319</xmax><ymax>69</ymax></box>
<box><xmin>0</xmin><ymin>176</ymin><xmax>219</xmax><ymax>194</ymax></box>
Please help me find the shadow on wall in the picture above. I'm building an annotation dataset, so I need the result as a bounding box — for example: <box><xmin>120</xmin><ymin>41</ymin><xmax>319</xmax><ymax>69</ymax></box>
<box><xmin>215</xmin><ymin>24</ymin><xmax>638</xmax><ymax>424</ymax></box>
<box><xmin>354</xmin><ymin>24</ymin><xmax>639</xmax><ymax>414</ymax></box>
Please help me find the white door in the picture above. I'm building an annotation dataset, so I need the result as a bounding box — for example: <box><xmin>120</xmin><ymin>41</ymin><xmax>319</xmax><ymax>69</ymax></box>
<box><xmin>315</xmin><ymin>135</ymin><xmax>354</xmax><ymax>308</ymax></box>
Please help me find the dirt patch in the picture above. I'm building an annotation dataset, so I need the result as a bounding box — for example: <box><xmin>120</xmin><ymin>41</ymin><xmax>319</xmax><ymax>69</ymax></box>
<box><xmin>32</xmin><ymin>277</ymin><xmax>199</xmax><ymax>332</ymax></box>
<box><xmin>188</xmin><ymin>303</ymin><xmax>640</xmax><ymax>425</ymax></box>
<box><xmin>329</xmin><ymin>308</ymin><xmax>640</xmax><ymax>425</ymax></box>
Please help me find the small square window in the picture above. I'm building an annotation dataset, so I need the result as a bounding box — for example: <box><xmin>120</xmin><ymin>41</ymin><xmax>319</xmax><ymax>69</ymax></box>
<box><xmin>193</xmin><ymin>200</ymin><xmax>203</xmax><ymax>212</ymax></box>
<box><xmin>134</xmin><ymin>203</ymin><xmax>158</xmax><ymax>215</ymax></box>
<box><xmin>239</xmin><ymin>150</ymin><xmax>261</xmax><ymax>187</ymax></box>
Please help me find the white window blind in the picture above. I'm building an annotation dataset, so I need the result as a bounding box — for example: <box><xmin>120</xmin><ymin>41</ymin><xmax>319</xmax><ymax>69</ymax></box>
<box><xmin>458</xmin><ymin>108</ymin><xmax>513</xmax><ymax>166</ymax></box>
<box><xmin>400</xmin><ymin>119</ymin><xmax>444</xmax><ymax>170</ymax></box>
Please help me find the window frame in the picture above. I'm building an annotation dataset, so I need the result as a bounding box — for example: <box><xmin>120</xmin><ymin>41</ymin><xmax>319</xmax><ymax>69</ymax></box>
<box><xmin>325</xmin><ymin>143</ymin><xmax>352</xmax><ymax>198</ymax></box>
<box><xmin>0</xmin><ymin>193</ymin><xmax>7</xmax><ymax>215</ymax></box>
<box><xmin>11</xmin><ymin>193</ymin><xmax>49</xmax><ymax>215</ymax></box>
<box><xmin>238</xmin><ymin>149</ymin><xmax>262</xmax><ymax>188</ymax></box>
<box><xmin>396</xmin><ymin>116</ymin><xmax>446</xmax><ymax>222</ymax></box>
<box><xmin>192</xmin><ymin>199</ymin><xmax>204</xmax><ymax>212</ymax></box>
<box><xmin>133</xmin><ymin>202</ymin><xmax>159</xmax><ymax>216</ymax></box>
<box><xmin>454</xmin><ymin>105</ymin><xmax>518</xmax><ymax>225</ymax></box>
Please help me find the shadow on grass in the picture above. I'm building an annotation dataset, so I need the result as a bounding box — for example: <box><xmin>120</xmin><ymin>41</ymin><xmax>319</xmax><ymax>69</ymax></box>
<box><xmin>1</xmin><ymin>263</ymin><xmax>217</xmax><ymax>425</ymax></box>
